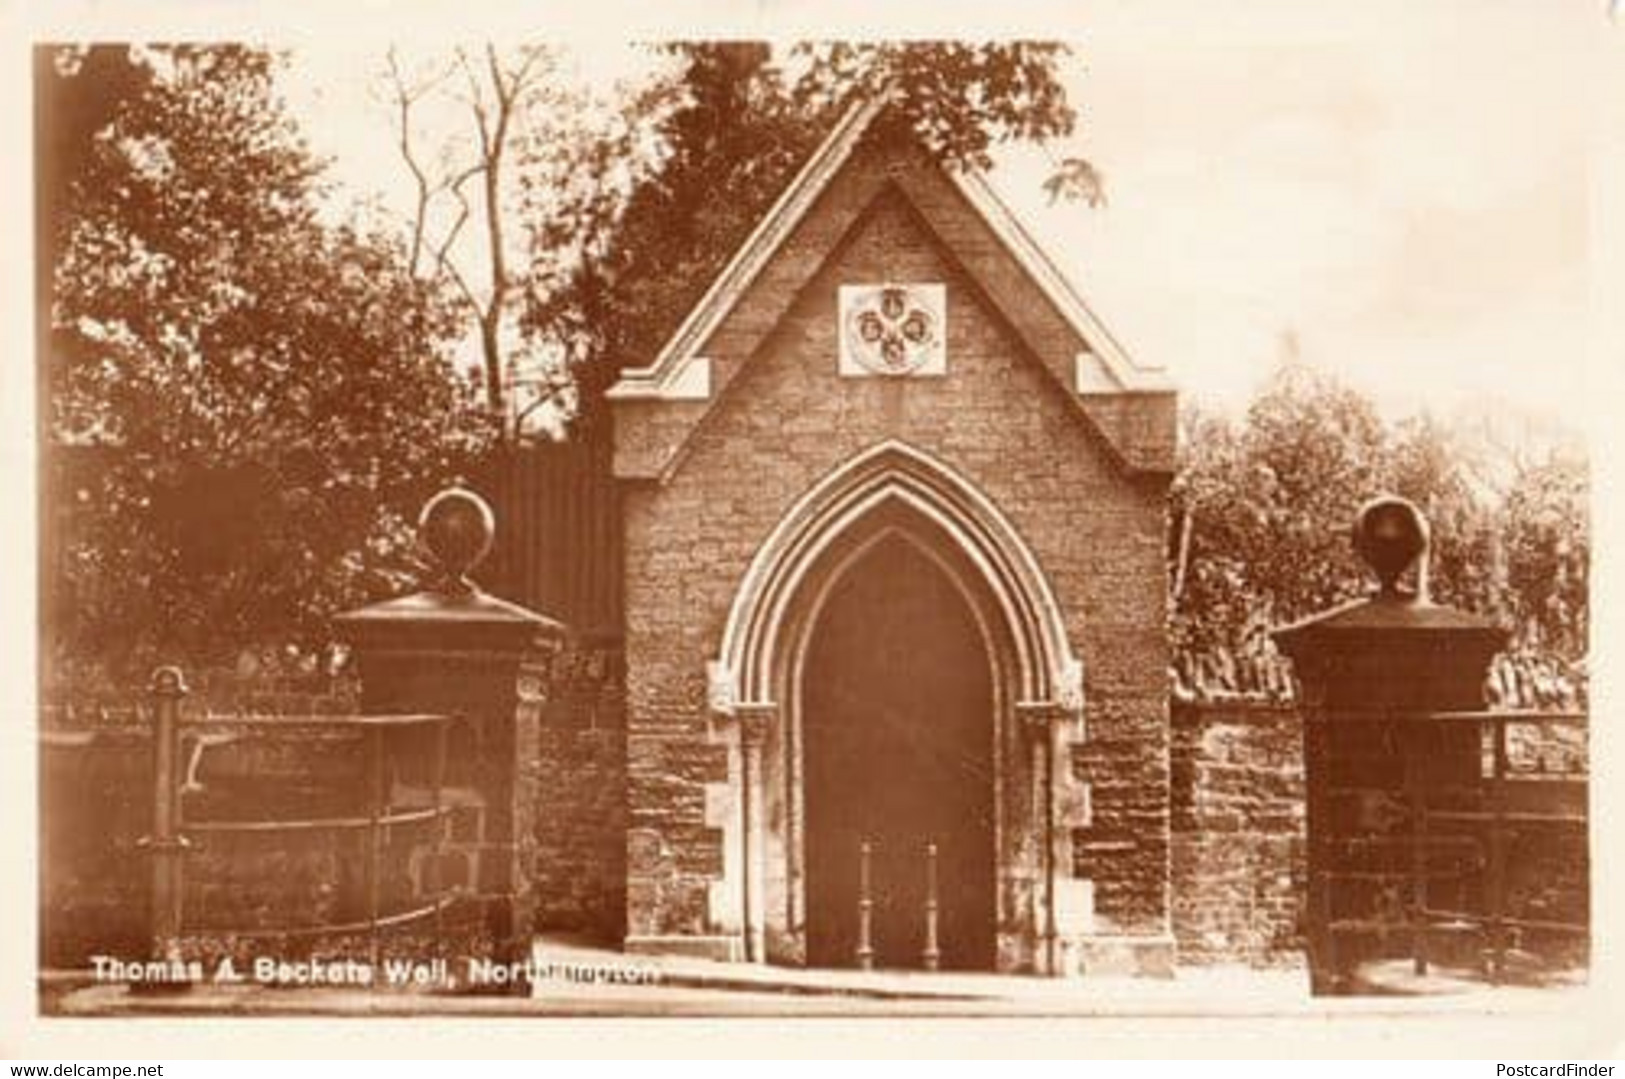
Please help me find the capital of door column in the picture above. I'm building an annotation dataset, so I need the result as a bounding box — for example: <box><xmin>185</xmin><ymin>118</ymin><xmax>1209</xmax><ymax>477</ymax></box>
<box><xmin>1016</xmin><ymin>701</ymin><xmax>1073</xmax><ymax>742</ymax></box>
<box><xmin>732</xmin><ymin>703</ymin><xmax>777</xmax><ymax>748</ymax></box>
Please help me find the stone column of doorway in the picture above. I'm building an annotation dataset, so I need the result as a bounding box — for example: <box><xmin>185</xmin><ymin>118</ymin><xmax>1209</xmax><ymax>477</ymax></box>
<box><xmin>736</xmin><ymin>705</ymin><xmax>774</xmax><ymax>963</ymax></box>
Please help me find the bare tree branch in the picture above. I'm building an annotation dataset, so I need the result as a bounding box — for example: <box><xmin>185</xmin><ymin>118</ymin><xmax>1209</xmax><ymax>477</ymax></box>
<box><xmin>387</xmin><ymin>43</ymin><xmax>561</xmax><ymax>430</ymax></box>
<box><xmin>385</xmin><ymin>48</ymin><xmax>435</xmax><ymax>276</ymax></box>
<box><xmin>430</xmin><ymin>161</ymin><xmax>485</xmax><ymax>277</ymax></box>
<box><xmin>513</xmin><ymin>372</ymin><xmax>573</xmax><ymax>430</ymax></box>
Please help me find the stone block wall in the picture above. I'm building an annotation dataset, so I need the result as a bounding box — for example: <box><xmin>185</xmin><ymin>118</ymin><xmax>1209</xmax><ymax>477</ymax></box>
<box><xmin>617</xmin><ymin>130</ymin><xmax>1174</xmax><ymax>956</ymax></box>
<box><xmin>1167</xmin><ymin>698</ymin><xmax>1591</xmax><ymax>971</ymax></box>
<box><xmin>40</xmin><ymin>728</ymin><xmax>150</xmax><ymax>967</ymax></box>
<box><xmin>42</xmin><ymin>659</ymin><xmax>361</xmax><ymax>728</ymax></box>
<box><xmin>1169</xmin><ymin>700</ymin><xmax>1307</xmax><ymax>966</ymax></box>
<box><xmin>529</xmin><ymin>636</ymin><xmax>628</xmax><ymax>941</ymax></box>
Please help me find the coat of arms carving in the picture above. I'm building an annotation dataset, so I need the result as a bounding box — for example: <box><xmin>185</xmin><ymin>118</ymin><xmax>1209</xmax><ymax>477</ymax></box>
<box><xmin>838</xmin><ymin>283</ymin><xmax>947</xmax><ymax>377</ymax></box>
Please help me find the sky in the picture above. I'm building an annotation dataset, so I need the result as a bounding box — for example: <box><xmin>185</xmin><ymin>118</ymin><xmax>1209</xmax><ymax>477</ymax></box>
<box><xmin>996</xmin><ymin>1</ymin><xmax>1599</xmax><ymax>427</ymax></box>
<box><xmin>264</xmin><ymin>0</ymin><xmax>1614</xmax><ymax>446</ymax></box>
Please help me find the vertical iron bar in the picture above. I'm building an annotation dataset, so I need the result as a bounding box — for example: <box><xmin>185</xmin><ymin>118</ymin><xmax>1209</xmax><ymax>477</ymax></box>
<box><xmin>1487</xmin><ymin>713</ymin><xmax>1509</xmax><ymax>984</ymax></box>
<box><xmin>922</xmin><ymin>840</ymin><xmax>940</xmax><ymax>971</ymax></box>
<box><xmin>1319</xmin><ymin>867</ymin><xmax>1338</xmax><ymax>987</ymax></box>
<box><xmin>145</xmin><ymin>667</ymin><xmax>189</xmax><ymax>984</ymax></box>
<box><xmin>856</xmin><ymin>839</ymin><xmax>874</xmax><ymax>970</ymax></box>
<box><xmin>1408</xmin><ymin>719</ymin><xmax>1429</xmax><ymax>975</ymax></box>
<box><xmin>432</xmin><ymin>717</ymin><xmax>449</xmax><ymax>946</ymax></box>
<box><xmin>366</xmin><ymin>723</ymin><xmax>385</xmax><ymax>971</ymax></box>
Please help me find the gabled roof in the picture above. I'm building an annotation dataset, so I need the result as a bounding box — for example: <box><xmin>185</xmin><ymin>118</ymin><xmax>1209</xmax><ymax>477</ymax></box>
<box><xmin>607</xmin><ymin>97</ymin><xmax>1171</xmax><ymax>403</ymax></box>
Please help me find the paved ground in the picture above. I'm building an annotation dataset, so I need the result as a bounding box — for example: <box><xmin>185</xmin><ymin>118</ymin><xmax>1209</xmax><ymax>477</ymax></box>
<box><xmin>43</xmin><ymin>934</ymin><xmax>1598</xmax><ymax>1024</ymax></box>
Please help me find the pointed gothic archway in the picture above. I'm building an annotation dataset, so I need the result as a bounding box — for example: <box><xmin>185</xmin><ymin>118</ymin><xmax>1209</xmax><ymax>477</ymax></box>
<box><xmin>800</xmin><ymin>530</ymin><xmax>998</xmax><ymax>970</ymax></box>
<box><xmin>707</xmin><ymin>441</ymin><xmax>1084</xmax><ymax>971</ymax></box>
<box><xmin>713</xmin><ymin>441</ymin><xmax>1081</xmax><ymax>714</ymax></box>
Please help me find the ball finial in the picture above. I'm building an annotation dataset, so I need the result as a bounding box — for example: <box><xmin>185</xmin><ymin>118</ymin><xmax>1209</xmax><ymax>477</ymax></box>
<box><xmin>1352</xmin><ymin>495</ymin><xmax>1429</xmax><ymax>597</ymax></box>
<box><xmin>148</xmin><ymin>665</ymin><xmax>190</xmax><ymax>697</ymax></box>
<box><xmin>419</xmin><ymin>480</ymin><xmax>495</xmax><ymax>593</ymax></box>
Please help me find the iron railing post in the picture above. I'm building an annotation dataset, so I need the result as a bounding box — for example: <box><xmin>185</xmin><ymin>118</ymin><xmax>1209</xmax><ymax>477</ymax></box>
<box><xmin>922</xmin><ymin>840</ymin><xmax>940</xmax><ymax>971</ymax></box>
<box><xmin>143</xmin><ymin>666</ymin><xmax>190</xmax><ymax>987</ymax></box>
<box><xmin>1407</xmin><ymin>718</ymin><xmax>1430</xmax><ymax>975</ymax></box>
<box><xmin>433</xmin><ymin>717</ymin><xmax>449</xmax><ymax>946</ymax></box>
<box><xmin>365</xmin><ymin>722</ymin><xmax>385</xmax><ymax>971</ymax></box>
<box><xmin>855</xmin><ymin>839</ymin><xmax>874</xmax><ymax>970</ymax></box>
<box><xmin>1487</xmin><ymin>713</ymin><xmax>1509</xmax><ymax>984</ymax></box>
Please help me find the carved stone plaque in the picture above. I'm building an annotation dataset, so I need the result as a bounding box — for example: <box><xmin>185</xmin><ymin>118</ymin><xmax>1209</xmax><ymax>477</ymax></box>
<box><xmin>837</xmin><ymin>283</ymin><xmax>947</xmax><ymax>377</ymax></box>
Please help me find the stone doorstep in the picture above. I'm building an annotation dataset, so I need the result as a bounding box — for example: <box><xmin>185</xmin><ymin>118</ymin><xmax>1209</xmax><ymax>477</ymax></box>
<box><xmin>523</xmin><ymin>936</ymin><xmax>1583</xmax><ymax>1014</ymax></box>
<box><xmin>1072</xmin><ymin>935</ymin><xmax>1178</xmax><ymax>979</ymax></box>
<box><xmin>573</xmin><ymin>934</ymin><xmax>1186</xmax><ymax>1000</ymax></box>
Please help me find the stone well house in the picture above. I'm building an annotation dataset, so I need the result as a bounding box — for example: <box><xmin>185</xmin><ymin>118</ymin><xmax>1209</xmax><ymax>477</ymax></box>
<box><xmin>599</xmin><ymin>99</ymin><xmax>1177</xmax><ymax>975</ymax></box>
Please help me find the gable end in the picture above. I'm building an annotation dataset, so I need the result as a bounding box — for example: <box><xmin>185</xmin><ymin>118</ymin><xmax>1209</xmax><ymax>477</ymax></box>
<box><xmin>609</xmin><ymin>101</ymin><xmax>1176</xmax><ymax>480</ymax></box>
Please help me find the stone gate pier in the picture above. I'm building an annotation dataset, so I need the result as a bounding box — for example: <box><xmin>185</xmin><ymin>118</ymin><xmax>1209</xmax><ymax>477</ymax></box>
<box><xmin>335</xmin><ymin>482</ymin><xmax>566</xmax><ymax>981</ymax></box>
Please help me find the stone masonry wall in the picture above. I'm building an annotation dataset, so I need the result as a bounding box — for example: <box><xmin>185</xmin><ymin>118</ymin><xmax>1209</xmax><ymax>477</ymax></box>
<box><xmin>619</xmin><ymin>130</ymin><xmax>1173</xmax><ymax>951</ymax></box>
<box><xmin>529</xmin><ymin>637</ymin><xmax>628</xmax><ymax>941</ymax></box>
<box><xmin>1169</xmin><ymin>700</ymin><xmax>1306</xmax><ymax>966</ymax></box>
<box><xmin>1168</xmin><ymin>697</ymin><xmax>1589</xmax><ymax>971</ymax></box>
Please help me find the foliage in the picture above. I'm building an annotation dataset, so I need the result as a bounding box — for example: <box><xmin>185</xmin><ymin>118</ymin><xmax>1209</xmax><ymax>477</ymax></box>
<box><xmin>1501</xmin><ymin>451</ymin><xmax>1589</xmax><ymax>656</ymax></box>
<box><xmin>1386</xmin><ymin>413</ymin><xmax>1504</xmax><ymax>615</ymax></box>
<box><xmin>784</xmin><ymin>42</ymin><xmax>1080</xmax><ymax>171</ymax></box>
<box><xmin>517</xmin><ymin>41</ymin><xmax>1092</xmax><ymax>433</ymax></box>
<box><xmin>1171</xmin><ymin>361</ymin><xmax>1588</xmax><ymax>665</ymax></box>
<box><xmin>45</xmin><ymin>46</ymin><xmax>492</xmax><ymax>666</ymax></box>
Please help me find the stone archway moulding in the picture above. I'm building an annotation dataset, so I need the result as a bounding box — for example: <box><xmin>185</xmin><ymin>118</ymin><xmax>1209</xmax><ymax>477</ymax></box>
<box><xmin>707</xmin><ymin>439</ymin><xmax>1083</xmax><ymax>720</ymax></box>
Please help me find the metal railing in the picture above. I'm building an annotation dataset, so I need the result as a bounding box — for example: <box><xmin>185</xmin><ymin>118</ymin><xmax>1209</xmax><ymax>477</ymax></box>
<box><xmin>144</xmin><ymin>667</ymin><xmax>461</xmax><ymax>974</ymax></box>
<box><xmin>1318</xmin><ymin>708</ymin><xmax>1588</xmax><ymax>986</ymax></box>
<box><xmin>851</xmin><ymin>837</ymin><xmax>943</xmax><ymax>972</ymax></box>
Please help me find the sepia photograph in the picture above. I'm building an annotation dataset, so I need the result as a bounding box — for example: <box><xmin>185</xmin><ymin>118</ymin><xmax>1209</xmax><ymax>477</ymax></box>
<box><xmin>10</xmin><ymin>0</ymin><xmax>1619</xmax><ymax>1061</ymax></box>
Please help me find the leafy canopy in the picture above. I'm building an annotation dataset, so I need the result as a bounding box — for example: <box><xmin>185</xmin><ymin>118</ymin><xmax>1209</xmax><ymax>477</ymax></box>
<box><xmin>517</xmin><ymin>41</ymin><xmax>1094</xmax><ymax>431</ymax></box>
<box><xmin>1172</xmin><ymin>360</ymin><xmax>1587</xmax><ymax>667</ymax></box>
<box><xmin>46</xmin><ymin>46</ymin><xmax>492</xmax><ymax>665</ymax></box>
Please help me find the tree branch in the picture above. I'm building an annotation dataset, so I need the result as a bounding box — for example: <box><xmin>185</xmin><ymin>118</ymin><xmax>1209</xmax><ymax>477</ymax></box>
<box><xmin>384</xmin><ymin>48</ymin><xmax>434</xmax><ymax>276</ymax></box>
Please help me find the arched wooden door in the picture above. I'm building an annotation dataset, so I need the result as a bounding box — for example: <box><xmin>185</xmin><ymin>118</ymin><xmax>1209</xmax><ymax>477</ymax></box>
<box><xmin>801</xmin><ymin>533</ymin><xmax>997</xmax><ymax>971</ymax></box>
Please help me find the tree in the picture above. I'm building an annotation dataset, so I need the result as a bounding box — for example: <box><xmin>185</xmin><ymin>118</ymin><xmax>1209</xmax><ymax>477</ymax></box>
<box><xmin>378</xmin><ymin>41</ymin><xmax>1094</xmax><ymax>438</ymax></box>
<box><xmin>516</xmin><ymin>41</ymin><xmax>1096</xmax><ymax>435</ymax></box>
<box><xmin>789</xmin><ymin>42</ymin><xmax>1096</xmax><ymax>192</ymax></box>
<box><xmin>382</xmin><ymin>44</ymin><xmax>572</xmax><ymax>428</ymax></box>
<box><xmin>46</xmin><ymin>46</ymin><xmax>491</xmax><ymax>667</ymax></box>
<box><xmin>1170</xmin><ymin>358</ymin><xmax>1528</xmax><ymax>662</ymax></box>
<box><xmin>1386</xmin><ymin>412</ymin><xmax>1504</xmax><ymax>616</ymax></box>
<box><xmin>1173</xmin><ymin>361</ymin><xmax>1386</xmax><ymax>654</ymax></box>
<box><xmin>1501</xmin><ymin>450</ymin><xmax>1589</xmax><ymax>658</ymax></box>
